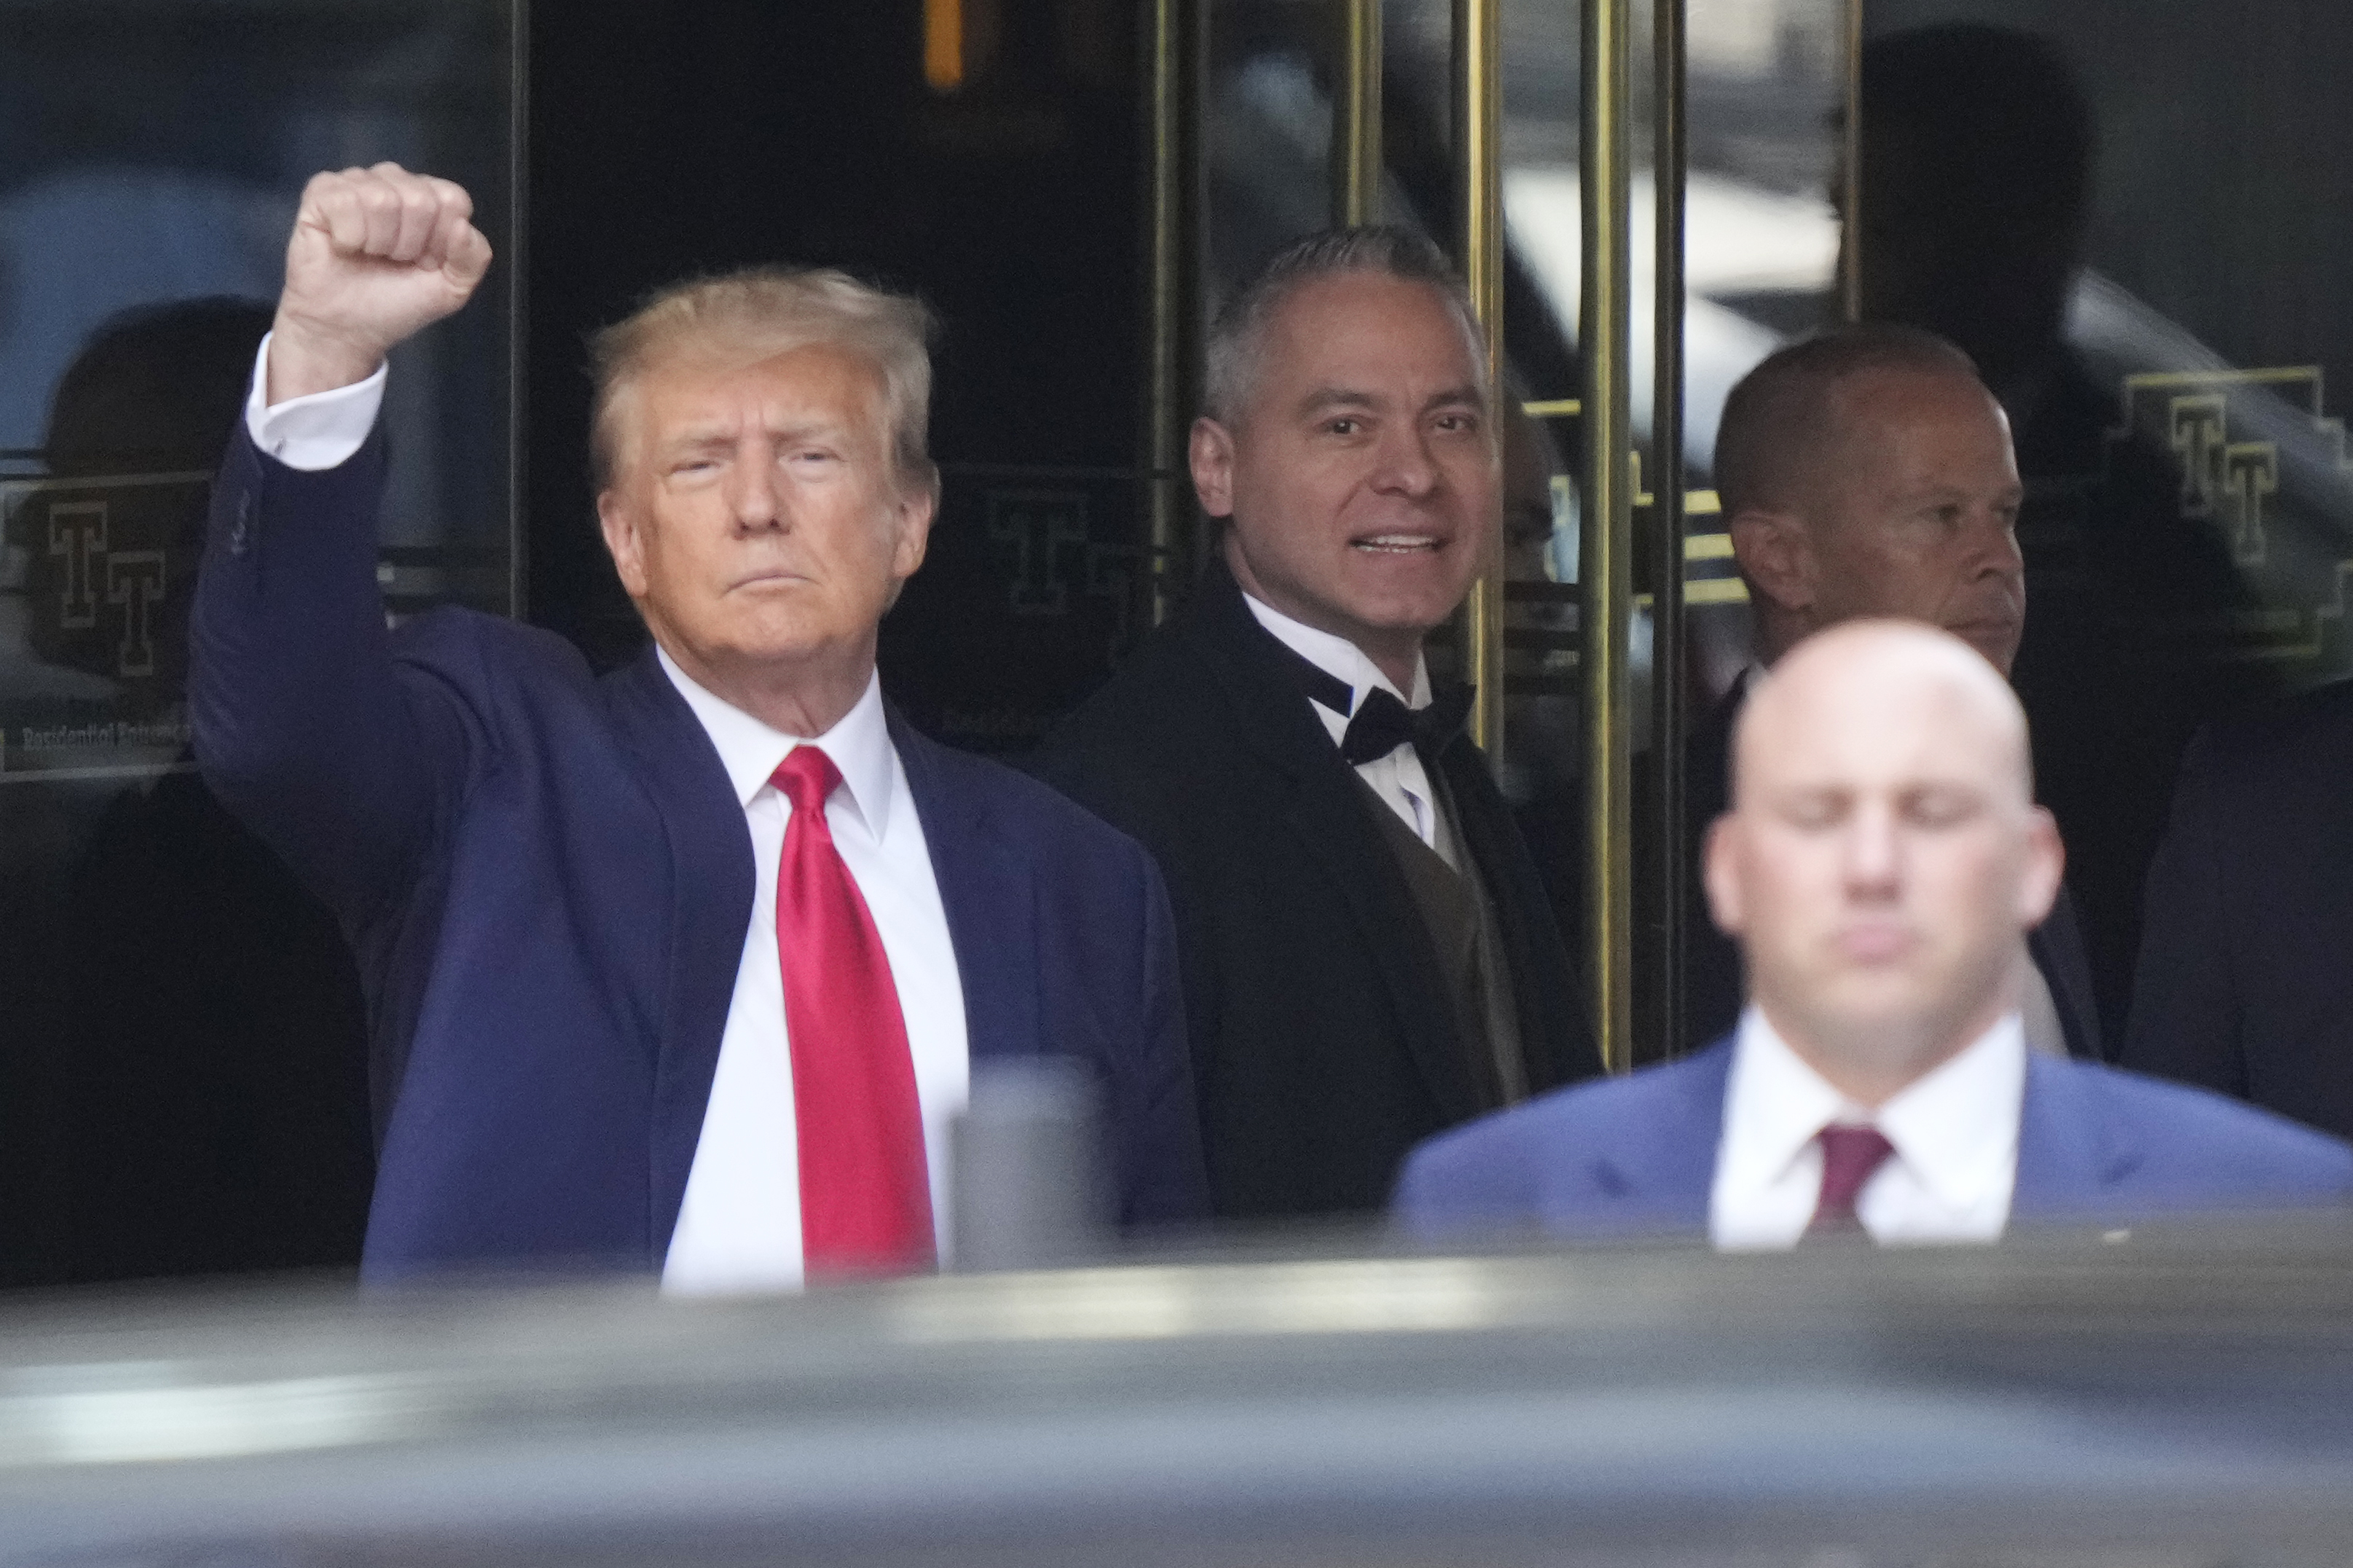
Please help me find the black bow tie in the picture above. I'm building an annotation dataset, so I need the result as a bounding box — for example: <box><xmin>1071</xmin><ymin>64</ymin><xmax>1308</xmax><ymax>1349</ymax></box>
<box><xmin>1275</xmin><ymin>641</ymin><xmax>1474</xmax><ymax>765</ymax></box>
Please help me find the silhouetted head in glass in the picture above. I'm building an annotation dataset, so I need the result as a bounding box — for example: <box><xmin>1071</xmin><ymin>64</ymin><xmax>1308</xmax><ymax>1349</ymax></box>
<box><xmin>1848</xmin><ymin>25</ymin><xmax>2095</xmax><ymax>401</ymax></box>
<box><xmin>44</xmin><ymin>297</ymin><xmax>274</xmax><ymax>476</ymax></box>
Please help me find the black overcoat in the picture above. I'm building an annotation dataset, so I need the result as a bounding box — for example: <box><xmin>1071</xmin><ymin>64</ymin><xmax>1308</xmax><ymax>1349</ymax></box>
<box><xmin>1030</xmin><ymin>559</ymin><xmax>1600</xmax><ymax>1218</ymax></box>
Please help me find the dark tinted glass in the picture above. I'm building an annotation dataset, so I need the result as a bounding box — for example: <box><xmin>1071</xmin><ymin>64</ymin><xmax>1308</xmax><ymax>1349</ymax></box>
<box><xmin>0</xmin><ymin>0</ymin><xmax>517</xmax><ymax>1285</ymax></box>
<box><xmin>1860</xmin><ymin>0</ymin><xmax>2353</xmax><ymax>1033</ymax></box>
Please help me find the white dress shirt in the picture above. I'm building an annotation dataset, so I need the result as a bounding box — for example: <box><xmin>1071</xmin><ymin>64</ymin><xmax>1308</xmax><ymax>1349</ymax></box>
<box><xmin>243</xmin><ymin>336</ymin><xmax>387</xmax><ymax>470</ymax></box>
<box><xmin>245</xmin><ymin>341</ymin><xmax>972</xmax><ymax>1293</ymax></box>
<box><xmin>657</xmin><ymin>657</ymin><xmax>969</xmax><ymax>1294</ymax></box>
<box><xmin>1242</xmin><ymin>591</ymin><xmax>1453</xmax><ymax>859</ymax></box>
<box><xmin>1709</xmin><ymin>1006</ymin><xmax>2024</xmax><ymax>1250</ymax></box>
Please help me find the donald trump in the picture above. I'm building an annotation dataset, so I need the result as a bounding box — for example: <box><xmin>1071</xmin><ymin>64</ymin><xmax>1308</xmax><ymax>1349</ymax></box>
<box><xmin>193</xmin><ymin>164</ymin><xmax>1207</xmax><ymax>1283</ymax></box>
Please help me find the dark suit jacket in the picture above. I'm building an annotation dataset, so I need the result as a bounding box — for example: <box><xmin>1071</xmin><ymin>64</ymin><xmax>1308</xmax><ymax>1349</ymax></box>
<box><xmin>1396</xmin><ymin>1036</ymin><xmax>2353</xmax><ymax>1238</ymax></box>
<box><xmin>1028</xmin><ymin>558</ymin><xmax>1600</xmax><ymax>1218</ymax></box>
<box><xmin>1683</xmin><ymin>674</ymin><xmax>2104</xmax><ymax>1059</ymax></box>
<box><xmin>189</xmin><ymin>428</ymin><xmax>1207</xmax><ymax>1278</ymax></box>
<box><xmin>2124</xmin><ymin>679</ymin><xmax>2353</xmax><ymax>1141</ymax></box>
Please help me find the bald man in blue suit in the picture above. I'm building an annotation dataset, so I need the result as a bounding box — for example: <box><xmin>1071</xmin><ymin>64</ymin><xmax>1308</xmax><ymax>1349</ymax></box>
<box><xmin>1397</xmin><ymin>623</ymin><xmax>2350</xmax><ymax>1246</ymax></box>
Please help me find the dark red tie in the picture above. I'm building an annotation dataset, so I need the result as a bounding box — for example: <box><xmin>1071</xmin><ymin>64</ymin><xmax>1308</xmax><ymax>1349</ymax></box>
<box><xmin>1808</xmin><ymin>1125</ymin><xmax>1896</xmax><ymax>1235</ymax></box>
<box><xmin>771</xmin><ymin>746</ymin><xmax>934</xmax><ymax>1277</ymax></box>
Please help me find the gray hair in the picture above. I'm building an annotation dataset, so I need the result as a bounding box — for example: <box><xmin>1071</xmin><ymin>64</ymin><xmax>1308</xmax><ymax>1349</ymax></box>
<box><xmin>1202</xmin><ymin>226</ymin><xmax>1487</xmax><ymax>424</ymax></box>
<box><xmin>589</xmin><ymin>266</ymin><xmax>938</xmax><ymax>499</ymax></box>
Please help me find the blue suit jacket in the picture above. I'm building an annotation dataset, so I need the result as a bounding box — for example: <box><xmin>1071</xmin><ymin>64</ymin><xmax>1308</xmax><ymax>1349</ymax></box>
<box><xmin>190</xmin><ymin>429</ymin><xmax>1208</xmax><ymax>1277</ymax></box>
<box><xmin>1394</xmin><ymin>1036</ymin><xmax>2353</xmax><ymax>1240</ymax></box>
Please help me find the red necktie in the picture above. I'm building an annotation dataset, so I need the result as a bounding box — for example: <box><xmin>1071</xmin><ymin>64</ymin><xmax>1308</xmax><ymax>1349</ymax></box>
<box><xmin>771</xmin><ymin>746</ymin><xmax>935</xmax><ymax>1277</ymax></box>
<box><xmin>1808</xmin><ymin>1125</ymin><xmax>1896</xmax><ymax>1235</ymax></box>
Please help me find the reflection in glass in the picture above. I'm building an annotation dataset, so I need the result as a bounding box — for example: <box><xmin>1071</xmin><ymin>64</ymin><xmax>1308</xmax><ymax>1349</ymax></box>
<box><xmin>1861</xmin><ymin>5</ymin><xmax>2353</xmax><ymax>1031</ymax></box>
<box><xmin>0</xmin><ymin>1</ymin><xmax>516</xmax><ymax>1285</ymax></box>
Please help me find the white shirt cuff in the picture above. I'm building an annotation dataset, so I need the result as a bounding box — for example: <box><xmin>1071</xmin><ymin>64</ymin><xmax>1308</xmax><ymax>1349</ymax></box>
<box><xmin>243</xmin><ymin>332</ymin><xmax>386</xmax><ymax>471</ymax></box>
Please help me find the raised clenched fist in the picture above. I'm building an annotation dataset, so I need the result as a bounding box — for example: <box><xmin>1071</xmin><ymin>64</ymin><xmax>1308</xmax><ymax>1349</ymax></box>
<box><xmin>267</xmin><ymin>163</ymin><xmax>493</xmax><ymax>402</ymax></box>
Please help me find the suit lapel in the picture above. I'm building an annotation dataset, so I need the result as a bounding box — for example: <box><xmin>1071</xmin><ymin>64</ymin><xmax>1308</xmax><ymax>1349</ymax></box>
<box><xmin>605</xmin><ymin>647</ymin><xmax>757</xmax><ymax>1257</ymax></box>
<box><xmin>2011</xmin><ymin>1056</ymin><xmax>2141</xmax><ymax>1218</ymax></box>
<box><xmin>1191</xmin><ymin>563</ymin><xmax>1482</xmax><ymax>1126</ymax></box>
<box><xmin>892</xmin><ymin>711</ymin><xmax>1040</xmax><ymax>1065</ymax></box>
<box><xmin>1590</xmin><ymin>1040</ymin><xmax>1732</xmax><ymax>1225</ymax></box>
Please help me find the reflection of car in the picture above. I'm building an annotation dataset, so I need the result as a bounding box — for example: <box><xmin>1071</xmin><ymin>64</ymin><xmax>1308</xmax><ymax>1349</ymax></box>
<box><xmin>0</xmin><ymin>170</ymin><xmax>283</xmax><ymax>457</ymax></box>
<box><xmin>7</xmin><ymin>1222</ymin><xmax>2353</xmax><ymax>1561</ymax></box>
<box><xmin>1496</xmin><ymin>161</ymin><xmax>2353</xmax><ymax>691</ymax></box>
<box><xmin>1506</xmin><ymin>167</ymin><xmax>1827</xmax><ymax>471</ymax></box>
<box><xmin>1509</xmin><ymin>165</ymin><xmax>2353</xmax><ymax>564</ymax></box>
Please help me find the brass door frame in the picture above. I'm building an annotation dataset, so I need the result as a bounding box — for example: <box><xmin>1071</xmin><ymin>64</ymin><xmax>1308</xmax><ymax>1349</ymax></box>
<box><xmin>1335</xmin><ymin>0</ymin><xmax>1383</xmax><ymax>225</ymax></box>
<box><xmin>1840</xmin><ymin>0</ymin><xmax>1864</xmax><ymax>323</ymax></box>
<box><xmin>1458</xmin><ymin>0</ymin><xmax>1507</xmax><ymax>759</ymax></box>
<box><xmin>1144</xmin><ymin>0</ymin><xmax>1867</xmax><ymax>1073</ymax></box>
<box><xmin>1143</xmin><ymin>0</ymin><xmax>1202</xmax><ymax>626</ymax></box>
<box><xmin>1582</xmin><ymin>0</ymin><xmax>1635</xmax><ymax>1071</ymax></box>
<box><xmin>1647</xmin><ymin>0</ymin><xmax>1688</xmax><ymax>1064</ymax></box>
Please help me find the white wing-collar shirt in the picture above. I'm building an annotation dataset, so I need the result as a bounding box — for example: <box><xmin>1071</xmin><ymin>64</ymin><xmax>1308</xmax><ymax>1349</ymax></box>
<box><xmin>245</xmin><ymin>338</ymin><xmax>971</xmax><ymax>1296</ymax></box>
<box><xmin>1709</xmin><ymin>1005</ymin><xmax>2024</xmax><ymax>1250</ymax></box>
<box><xmin>1241</xmin><ymin>590</ymin><xmax>1451</xmax><ymax>859</ymax></box>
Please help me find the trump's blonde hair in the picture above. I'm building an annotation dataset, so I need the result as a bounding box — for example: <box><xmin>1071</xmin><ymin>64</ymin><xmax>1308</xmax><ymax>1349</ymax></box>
<box><xmin>588</xmin><ymin>267</ymin><xmax>938</xmax><ymax>500</ymax></box>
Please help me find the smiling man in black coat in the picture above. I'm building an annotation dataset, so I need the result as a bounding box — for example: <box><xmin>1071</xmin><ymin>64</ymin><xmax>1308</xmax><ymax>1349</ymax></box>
<box><xmin>1030</xmin><ymin>229</ymin><xmax>1599</xmax><ymax>1220</ymax></box>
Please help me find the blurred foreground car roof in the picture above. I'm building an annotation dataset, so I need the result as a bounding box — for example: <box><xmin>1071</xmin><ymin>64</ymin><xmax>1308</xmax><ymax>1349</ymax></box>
<box><xmin>3</xmin><ymin>1218</ymin><xmax>2352</xmax><ymax>1566</ymax></box>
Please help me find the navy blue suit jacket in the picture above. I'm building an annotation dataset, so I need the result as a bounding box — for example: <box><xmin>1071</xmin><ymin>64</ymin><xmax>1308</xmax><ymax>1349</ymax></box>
<box><xmin>1395</xmin><ymin>1037</ymin><xmax>2353</xmax><ymax>1240</ymax></box>
<box><xmin>190</xmin><ymin>429</ymin><xmax>1208</xmax><ymax>1277</ymax></box>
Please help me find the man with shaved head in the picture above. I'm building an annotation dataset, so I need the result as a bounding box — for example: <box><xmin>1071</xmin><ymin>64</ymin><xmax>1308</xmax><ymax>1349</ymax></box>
<box><xmin>1397</xmin><ymin>623</ymin><xmax>2350</xmax><ymax>1245</ymax></box>
<box><xmin>1684</xmin><ymin>325</ymin><xmax>2100</xmax><ymax>1063</ymax></box>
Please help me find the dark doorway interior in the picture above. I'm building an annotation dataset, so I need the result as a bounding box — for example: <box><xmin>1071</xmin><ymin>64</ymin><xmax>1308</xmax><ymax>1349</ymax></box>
<box><xmin>527</xmin><ymin>0</ymin><xmax>1153</xmax><ymax>751</ymax></box>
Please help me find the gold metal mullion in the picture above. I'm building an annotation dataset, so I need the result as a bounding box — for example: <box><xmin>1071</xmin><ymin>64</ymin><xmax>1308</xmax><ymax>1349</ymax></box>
<box><xmin>1839</xmin><ymin>0</ymin><xmax>1864</xmax><ymax>323</ymax></box>
<box><xmin>1649</xmin><ymin>0</ymin><xmax>1688</xmax><ymax>1063</ymax></box>
<box><xmin>1144</xmin><ymin>0</ymin><xmax>1198</xmax><ymax>623</ymax></box>
<box><xmin>1582</xmin><ymin>0</ymin><xmax>1635</xmax><ymax>1073</ymax></box>
<box><xmin>1456</xmin><ymin>0</ymin><xmax>1505</xmax><ymax>761</ymax></box>
<box><xmin>1335</xmin><ymin>0</ymin><xmax>1384</xmax><ymax>226</ymax></box>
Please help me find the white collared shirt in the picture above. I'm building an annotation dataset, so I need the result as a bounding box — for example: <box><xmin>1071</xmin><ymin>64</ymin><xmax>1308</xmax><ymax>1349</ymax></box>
<box><xmin>1242</xmin><ymin>591</ymin><xmax>1450</xmax><ymax>856</ymax></box>
<box><xmin>245</xmin><ymin>347</ymin><xmax>971</xmax><ymax>1293</ymax></box>
<box><xmin>1709</xmin><ymin>1006</ymin><xmax>2024</xmax><ymax>1250</ymax></box>
<box><xmin>656</xmin><ymin>655</ymin><xmax>970</xmax><ymax>1293</ymax></box>
<box><xmin>243</xmin><ymin>335</ymin><xmax>386</xmax><ymax>470</ymax></box>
